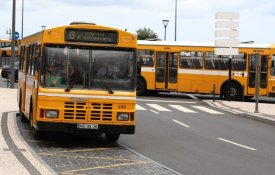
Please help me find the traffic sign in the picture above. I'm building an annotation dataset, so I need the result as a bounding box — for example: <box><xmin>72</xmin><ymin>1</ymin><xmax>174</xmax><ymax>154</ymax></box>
<box><xmin>15</xmin><ymin>31</ymin><xmax>20</xmax><ymax>40</ymax></box>
<box><xmin>215</xmin><ymin>48</ymin><xmax>239</xmax><ymax>56</ymax></box>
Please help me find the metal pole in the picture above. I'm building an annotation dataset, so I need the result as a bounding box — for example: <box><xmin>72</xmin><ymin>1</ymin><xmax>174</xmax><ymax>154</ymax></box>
<box><xmin>254</xmin><ymin>53</ymin><xmax>261</xmax><ymax>113</ymax></box>
<box><xmin>10</xmin><ymin>0</ymin><xmax>16</xmax><ymax>88</ymax></box>
<box><xmin>164</xmin><ymin>26</ymin><xmax>167</xmax><ymax>41</ymax></box>
<box><xmin>175</xmin><ymin>0</ymin><xmax>177</xmax><ymax>41</ymax></box>
<box><xmin>21</xmin><ymin>0</ymin><xmax>24</xmax><ymax>39</ymax></box>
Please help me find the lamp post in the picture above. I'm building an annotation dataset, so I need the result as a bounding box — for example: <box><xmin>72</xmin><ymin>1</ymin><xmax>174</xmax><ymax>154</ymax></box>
<box><xmin>162</xmin><ymin>19</ymin><xmax>169</xmax><ymax>41</ymax></box>
<box><xmin>175</xmin><ymin>0</ymin><xmax>177</xmax><ymax>41</ymax></box>
<box><xmin>21</xmin><ymin>0</ymin><xmax>24</xmax><ymax>39</ymax></box>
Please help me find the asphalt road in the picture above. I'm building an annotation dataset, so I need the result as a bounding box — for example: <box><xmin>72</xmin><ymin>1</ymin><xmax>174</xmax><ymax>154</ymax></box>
<box><xmin>120</xmin><ymin>96</ymin><xmax>275</xmax><ymax>175</ymax></box>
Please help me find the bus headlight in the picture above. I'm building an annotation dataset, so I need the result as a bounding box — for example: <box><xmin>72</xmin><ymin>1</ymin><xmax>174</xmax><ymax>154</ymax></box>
<box><xmin>46</xmin><ymin>110</ymin><xmax>58</xmax><ymax>118</ymax></box>
<box><xmin>117</xmin><ymin>113</ymin><xmax>129</xmax><ymax>121</ymax></box>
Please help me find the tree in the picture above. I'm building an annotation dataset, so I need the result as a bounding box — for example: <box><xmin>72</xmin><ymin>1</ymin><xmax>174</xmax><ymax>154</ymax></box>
<box><xmin>136</xmin><ymin>27</ymin><xmax>158</xmax><ymax>40</ymax></box>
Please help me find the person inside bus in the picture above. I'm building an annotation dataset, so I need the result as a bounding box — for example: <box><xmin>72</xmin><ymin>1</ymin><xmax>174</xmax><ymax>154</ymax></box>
<box><xmin>96</xmin><ymin>61</ymin><xmax>118</xmax><ymax>79</ymax></box>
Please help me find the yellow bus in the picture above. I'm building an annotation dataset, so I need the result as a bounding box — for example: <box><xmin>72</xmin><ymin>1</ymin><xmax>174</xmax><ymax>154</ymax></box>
<box><xmin>18</xmin><ymin>22</ymin><xmax>137</xmax><ymax>141</ymax></box>
<box><xmin>0</xmin><ymin>39</ymin><xmax>12</xmax><ymax>57</ymax></box>
<box><xmin>137</xmin><ymin>40</ymin><xmax>275</xmax><ymax>101</ymax></box>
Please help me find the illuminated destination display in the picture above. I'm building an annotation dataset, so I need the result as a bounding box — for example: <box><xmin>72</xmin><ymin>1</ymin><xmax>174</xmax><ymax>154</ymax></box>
<box><xmin>65</xmin><ymin>29</ymin><xmax>118</xmax><ymax>44</ymax></box>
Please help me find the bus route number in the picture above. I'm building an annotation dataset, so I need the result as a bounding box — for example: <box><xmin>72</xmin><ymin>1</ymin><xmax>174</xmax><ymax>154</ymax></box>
<box><xmin>118</xmin><ymin>105</ymin><xmax>126</xmax><ymax>110</ymax></box>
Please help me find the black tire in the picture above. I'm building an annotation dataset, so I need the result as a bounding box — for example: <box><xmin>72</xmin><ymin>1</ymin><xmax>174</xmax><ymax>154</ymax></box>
<box><xmin>19</xmin><ymin>95</ymin><xmax>28</xmax><ymax>123</ymax></box>
<box><xmin>105</xmin><ymin>134</ymin><xmax>120</xmax><ymax>142</ymax></box>
<box><xmin>29</xmin><ymin>104</ymin><xmax>43</xmax><ymax>139</ymax></box>
<box><xmin>2</xmin><ymin>51</ymin><xmax>7</xmax><ymax>57</ymax></box>
<box><xmin>222</xmin><ymin>82</ymin><xmax>242</xmax><ymax>101</ymax></box>
<box><xmin>136</xmin><ymin>78</ymin><xmax>146</xmax><ymax>96</ymax></box>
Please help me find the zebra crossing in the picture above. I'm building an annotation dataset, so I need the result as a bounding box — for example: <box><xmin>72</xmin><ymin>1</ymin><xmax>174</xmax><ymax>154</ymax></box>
<box><xmin>136</xmin><ymin>103</ymin><xmax>224</xmax><ymax>114</ymax></box>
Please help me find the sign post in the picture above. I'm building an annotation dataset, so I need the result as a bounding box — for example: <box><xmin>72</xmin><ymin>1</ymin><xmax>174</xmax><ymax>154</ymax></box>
<box><xmin>215</xmin><ymin>12</ymin><xmax>239</xmax><ymax>100</ymax></box>
<box><xmin>254</xmin><ymin>53</ymin><xmax>261</xmax><ymax>113</ymax></box>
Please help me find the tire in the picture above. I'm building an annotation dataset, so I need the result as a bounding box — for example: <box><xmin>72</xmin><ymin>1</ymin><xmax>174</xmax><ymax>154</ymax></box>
<box><xmin>2</xmin><ymin>51</ymin><xmax>7</xmax><ymax>57</ymax></box>
<box><xmin>136</xmin><ymin>78</ymin><xmax>146</xmax><ymax>96</ymax></box>
<box><xmin>29</xmin><ymin>104</ymin><xmax>43</xmax><ymax>139</ymax></box>
<box><xmin>105</xmin><ymin>134</ymin><xmax>120</xmax><ymax>142</ymax></box>
<box><xmin>19</xmin><ymin>95</ymin><xmax>28</xmax><ymax>123</ymax></box>
<box><xmin>222</xmin><ymin>82</ymin><xmax>242</xmax><ymax>101</ymax></box>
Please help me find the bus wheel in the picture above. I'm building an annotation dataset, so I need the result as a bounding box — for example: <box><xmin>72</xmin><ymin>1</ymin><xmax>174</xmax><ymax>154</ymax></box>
<box><xmin>2</xmin><ymin>51</ymin><xmax>7</xmax><ymax>57</ymax></box>
<box><xmin>19</xmin><ymin>96</ymin><xmax>28</xmax><ymax>123</ymax></box>
<box><xmin>29</xmin><ymin>106</ymin><xmax>42</xmax><ymax>139</ymax></box>
<box><xmin>136</xmin><ymin>78</ymin><xmax>146</xmax><ymax>96</ymax></box>
<box><xmin>223</xmin><ymin>82</ymin><xmax>242</xmax><ymax>101</ymax></box>
<box><xmin>105</xmin><ymin>134</ymin><xmax>120</xmax><ymax>142</ymax></box>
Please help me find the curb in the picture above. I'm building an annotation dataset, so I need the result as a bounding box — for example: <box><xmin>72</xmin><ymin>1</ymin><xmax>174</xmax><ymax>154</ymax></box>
<box><xmin>203</xmin><ymin>100</ymin><xmax>275</xmax><ymax>126</ymax></box>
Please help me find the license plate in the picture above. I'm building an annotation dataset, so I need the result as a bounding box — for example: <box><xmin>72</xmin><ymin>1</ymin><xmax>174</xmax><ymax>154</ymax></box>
<box><xmin>77</xmin><ymin>124</ymin><xmax>98</xmax><ymax>129</ymax></box>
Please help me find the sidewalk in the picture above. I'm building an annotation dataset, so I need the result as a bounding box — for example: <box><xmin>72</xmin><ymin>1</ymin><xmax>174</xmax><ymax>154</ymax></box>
<box><xmin>0</xmin><ymin>88</ymin><xmax>55</xmax><ymax>174</ymax></box>
<box><xmin>204</xmin><ymin>99</ymin><xmax>275</xmax><ymax>125</ymax></box>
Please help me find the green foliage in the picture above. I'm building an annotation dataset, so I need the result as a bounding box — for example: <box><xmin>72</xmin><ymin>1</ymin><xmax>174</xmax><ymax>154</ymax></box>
<box><xmin>136</xmin><ymin>27</ymin><xmax>158</xmax><ymax>40</ymax></box>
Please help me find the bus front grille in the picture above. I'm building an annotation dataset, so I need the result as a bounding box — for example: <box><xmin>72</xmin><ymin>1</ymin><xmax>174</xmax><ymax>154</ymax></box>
<box><xmin>64</xmin><ymin>102</ymin><xmax>87</xmax><ymax>120</ymax></box>
<box><xmin>90</xmin><ymin>103</ymin><xmax>113</xmax><ymax>121</ymax></box>
<box><xmin>64</xmin><ymin>102</ymin><xmax>113</xmax><ymax>121</ymax></box>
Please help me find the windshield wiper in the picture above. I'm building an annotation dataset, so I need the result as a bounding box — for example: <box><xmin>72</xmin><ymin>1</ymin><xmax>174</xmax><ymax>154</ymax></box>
<box><xmin>65</xmin><ymin>85</ymin><xmax>73</xmax><ymax>92</ymax></box>
<box><xmin>107</xmin><ymin>87</ymin><xmax>114</xmax><ymax>94</ymax></box>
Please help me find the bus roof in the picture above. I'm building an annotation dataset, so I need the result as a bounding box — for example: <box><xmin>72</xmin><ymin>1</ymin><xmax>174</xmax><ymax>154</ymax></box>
<box><xmin>0</xmin><ymin>39</ymin><xmax>11</xmax><ymax>42</ymax></box>
<box><xmin>137</xmin><ymin>40</ymin><xmax>272</xmax><ymax>49</ymax></box>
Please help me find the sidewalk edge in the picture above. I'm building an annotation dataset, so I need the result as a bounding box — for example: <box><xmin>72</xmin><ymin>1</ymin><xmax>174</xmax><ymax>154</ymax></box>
<box><xmin>203</xmin><ymin>100</ymin><xmax>275</xmax><ymax>126</ymax></box>
<box><xmin>13</xmin><ymin>112</ymin><xmax>57</xmax><ymax>175</ymax></box>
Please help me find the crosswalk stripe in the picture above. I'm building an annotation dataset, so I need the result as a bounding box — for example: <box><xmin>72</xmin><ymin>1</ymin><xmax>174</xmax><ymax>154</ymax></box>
<box><xmin>192</xmin><ymin>106</ymin><xmax>224</xmax><ymax>114</ymax></box>
<box><xmin>169</xmin><ymin>105</ymin><xmax>197</xmax><ymax>113</ymax></box>
<box><xmin>147</xmin><ymin>104</ymin><xmax>171</xmax><ymax>112</ymax></box>
<box><xmin>135</xmin><ymin>104</ymin><xmax>147</xmax><ymax>110</ymax></box>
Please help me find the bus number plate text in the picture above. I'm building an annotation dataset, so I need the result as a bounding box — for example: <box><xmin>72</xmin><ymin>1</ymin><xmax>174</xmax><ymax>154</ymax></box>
<box><xmin>77</xmin><ymin>124</ymin><xmax>98</xmax><ymax>129</ymax></box>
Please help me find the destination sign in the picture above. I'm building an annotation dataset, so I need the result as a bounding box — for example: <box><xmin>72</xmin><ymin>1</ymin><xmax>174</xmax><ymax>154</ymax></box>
<box><xmin>65</xmin><ymin>29</ymin><xmax>118</xmax><ymax>44</ymax></box>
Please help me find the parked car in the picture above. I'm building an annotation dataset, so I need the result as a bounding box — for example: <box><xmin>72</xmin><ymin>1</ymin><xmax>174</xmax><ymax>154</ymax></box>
<box><xmin>1</xmin><ymin>61</ymin><xmax>19</xmax><ymax>81</ymax></box>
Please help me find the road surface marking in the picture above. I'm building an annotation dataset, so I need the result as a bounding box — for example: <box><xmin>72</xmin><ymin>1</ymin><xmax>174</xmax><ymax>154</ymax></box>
<box><xmin>150</xmin><ymin>110</ymin><xmax>159</xmax><ymax>114</ymax></box>
<box><xmin>147</xmin><ymin>104</ymin><xmax>171</xmax><ymax>111</ymax></box>
<box><xmin>169</xmin><ymin>105</ymin><xmax>197</xmax><ymax>113</ymax></box>
<box><xmin>173</xmin><ymin>119</ymin><xmax>190</xmax><ymax>128</ymax></box>
<box><xmin>137</xmin><ymin>99</ymin><xmax>196</xmax><ymax>104</ymax></box>
<box><xmin>218</xmin><ymin>138</ymin><xmax>257</xmax><ymax>151</ymax></box>
<box><xmin>135</xmin><ymin>104</ymin><xmax>147</xmax><ymax>110</ymax></box>
<box><xmin>192</xmin><ymin>106</ymin><xmax>224</xmax><ymax>114</ymax></box>
<box><xmin>60</xmin><ymin>161</ymin><xmax>149</xmax><ymax>174</ymax></box>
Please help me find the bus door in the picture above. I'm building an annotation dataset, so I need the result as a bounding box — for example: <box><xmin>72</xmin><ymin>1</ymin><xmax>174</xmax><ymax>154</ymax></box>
<box><xmin>155</xmin><ymin>52</ymin><xmax>178</xmax><ymax>90</ymax></box>
<box><xmin>247</xmin><ymin>54</ymin><xmax>268</xmax><ymax>95</ymax></box>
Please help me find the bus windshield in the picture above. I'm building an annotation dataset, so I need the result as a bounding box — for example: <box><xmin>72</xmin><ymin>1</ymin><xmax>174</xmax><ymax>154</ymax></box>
<box><xmin>41</xmin><ymin>46</ymin><xmax>135</xmax><ymax>91</ymax></box>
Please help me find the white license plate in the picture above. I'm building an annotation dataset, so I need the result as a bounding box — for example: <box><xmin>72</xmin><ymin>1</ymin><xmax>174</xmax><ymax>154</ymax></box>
<box><xmin>77</xmin><ymin>124</ymin><xmax>98</xmax><ymax>129</ymax></box>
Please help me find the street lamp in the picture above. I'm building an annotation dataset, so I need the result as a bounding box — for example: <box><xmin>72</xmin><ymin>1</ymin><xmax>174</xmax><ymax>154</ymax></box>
<box><xmin>21</xmin><ymin>0</ymin><xmax>24</xmax><ymax>39</ymax></box>
<box><xmin>175</xmin><ymin>0</ymin><xmax>177</xmax><ymax>41</ymax></box>
<box><xmin>162</xmin><ymin>19</ymin><xmax>169</xmax><ymax>41</ymax></box>
<box><xmin>41</xmin><ymin>26</ymin><xmax>46</xmax><ymax>31</ymax></box>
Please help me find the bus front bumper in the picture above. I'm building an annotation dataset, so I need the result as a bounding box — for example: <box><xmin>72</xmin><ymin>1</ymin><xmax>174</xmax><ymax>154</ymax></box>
<box><xmin>36</xmin><ymin>121</ymin><xmax>135</xmax><ymax>134</ymax></box>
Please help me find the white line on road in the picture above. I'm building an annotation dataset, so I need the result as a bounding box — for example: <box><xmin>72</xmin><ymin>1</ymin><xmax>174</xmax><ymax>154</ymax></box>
<box><xmin>192</xmin><ymin>106</ymin><xmax>224</xmax><ymax>114</ymax></box>
<box><xmin>137</xmin><ymin>99</ymin><xmax>196</xmax><ymax>104</ymax></box>
<box><xmin>173</xmin><ymin>119</ymin><xmax>190</xmax><ymax>128</ymax></box>
<box><xmin>135</xmin><ymin>104</ymin><xmax>147</xmax><ymax>110</ymax></box>
<box><xmin>169</xmin><ymin>105</ymin><xmax>197</xmax><ymax>113</ymax></box>
<box><xmin>218</xmin><ymin>138</ymin><xmax>257</xmax><ymax>151</ymax></box>
<box><xmin>147</xmin><ymin>104</ymin><xmax>171</xmax><ymax>112</ymax></box>
<box><xmin>150</xmin><ymin>110</ymin><xmax>159</xmax><ymax>114</ymax></box>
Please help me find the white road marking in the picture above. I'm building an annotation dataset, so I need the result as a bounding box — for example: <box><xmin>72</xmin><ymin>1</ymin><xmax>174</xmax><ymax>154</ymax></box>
<box><xmin>150</xmin><ymin>110</ymin><xmax>159</xmax><ymax>114</ymax></box>
<box><xmin>137</xmin><ymin>99</ymin><xmax>196</xmax><ymax>104</ymax></box>
<box><xmin>169</xmin><ymin>105</ymin><xmax>197</xmax><ymax>113</ymax></box>
<box><xmin>192</xmin><ymin>106</ymin><xmax>224</xmax><ymax>114</ymax></box>
<box><xmin>147</xmin><ymin>104</ymin><xmax>171</xmax><ymax>112</ymax></box>
<box><xmin>218</xmin><ymin>138</ymin><xmax>257</xmax><ymax>151</ymax></box>
<box><xmin>135</xmin><ymin>104</ymin><xmax>147</xmax><ymax>110</ymax></box>
<box><xmin>173</xmin><ymin>119</ymin><xmax>190</xmax><ymax>128</ymax></box>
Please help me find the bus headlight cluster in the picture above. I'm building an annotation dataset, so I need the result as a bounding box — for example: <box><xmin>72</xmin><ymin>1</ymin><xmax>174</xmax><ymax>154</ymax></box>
<box><xmin>46</xmin><ymin>110</ymin><xmax>58</xmax><ymax>118</ymax></box>
<box><xmin>117</xmin><ymin>113</ymin><xmax>129</xmax><ymax>121</ymax></box>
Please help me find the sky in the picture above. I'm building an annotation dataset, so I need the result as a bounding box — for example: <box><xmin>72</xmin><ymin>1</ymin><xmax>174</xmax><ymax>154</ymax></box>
<box><xmin>1</xmin><ymin>0</ymin><xmax>275</xmax><ymax>44</ymax></box>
